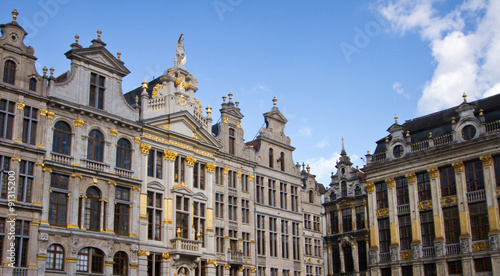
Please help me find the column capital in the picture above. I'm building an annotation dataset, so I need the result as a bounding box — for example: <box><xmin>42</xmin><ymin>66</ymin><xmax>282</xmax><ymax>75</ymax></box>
<box><xmin>365</xmin><ymin>182</ymin><xmax>374</xmax><ymax>193</ymax></box>
<box><xmin>164</xmin><ymin>150</ymin><xmax>178</xmax><ymax>161</ymax></box>
<box><xmin>452</xmin><ymin>161</ymin><xmax>464</xmax><ymax>172</ymax></box>
<box><xmin>405</xmin><ymin>173</ymin><xmax>416</xmax><ymax>183</ymax></box>
<box><xmin>427</xmin><ymin>167</ymin><xmax>439</xmax><ymax>178</ymax></box>
<box><xmin>186</xmin><ymin>156</ymin><xmax>196</xmax><ymax>167</ymax></box>
<box><xmin>206</xmin><ymin>163</ymin><xmax>216</xmax><ymax>173</ymax></box>
<box><xmin>480</xmin><ymin>154</ymin><xmax>492</xmax><ymax>166</ymax></box>
<box><xmin>385</xmin><ymin>178</ymin><xmax>395</xmax><ymax>188</ymax></box>
<box><xmin>139</xmin><ymin>143</ymin><xmax>151</xmax><ymax>155</ymax></box>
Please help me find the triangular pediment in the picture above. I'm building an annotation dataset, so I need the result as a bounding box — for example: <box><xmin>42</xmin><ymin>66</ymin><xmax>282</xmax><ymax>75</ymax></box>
<box><xmin>222</xmin><ymin>107</ymin><xmax>244</xmax><ymax>120</ymax></box>
<box><xmin>65</xmin><ymin>46</ymin><xmax>130</xmax><ymax>76</ymax></box>
<box><xmin>145</xmin><ymin>111</ymin><xmax>221</xmax><ymax>150</ymax></box>
<box><xmin>264</xmin><ymin>109</ymin><xmax>288</xmax><ymax>124</ymax></box>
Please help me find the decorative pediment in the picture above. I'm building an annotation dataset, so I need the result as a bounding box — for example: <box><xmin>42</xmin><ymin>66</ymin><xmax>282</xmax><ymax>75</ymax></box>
<box><xmin>193</xmin><ymin>192</ymin><xmax>208</xmax><ymax>201</ymax></box>
<box><xmin>147</xmin><ymin>181</ymin><xmax>165</xmax><ymax>191</ymax></box>
<box><xmin>65</xmin><ymin>46</ymin><xmax>130</xmax><ymax>77</ymax></box>
<box><xmin>264</xmin><ymin>109</ymin><xmax>288</xmax><ymax>124</ymax></box>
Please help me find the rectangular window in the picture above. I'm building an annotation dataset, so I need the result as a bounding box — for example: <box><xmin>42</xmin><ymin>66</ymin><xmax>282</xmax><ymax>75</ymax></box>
<box><xmin>242</xmin><ymin>174</ymin><xmax>248</xmax><ymax>192</ymax></box>
<box><xmin>448</xmin><ymin>260</ymin><xmax>462</xmax><ymax>275</ymax></box>
<box><xmin>443</xmin><ymin>207</ymin><xmax>460</xmax><ymax>244</ymax></box>
<box><xmin>268</xmin><ymin>179</ymin><xmax>276</xmax><ymax>206</ymax></box>
<box><xmin>257</xmin><ymin>214</ymin><xmax>265</xmax><ymax>255</ymax></box>
<box><xmin>280</xmin><ymin>182</ymin><xmax>288</xmax><ymax>209</ymax></box>
<box><xmin>89</xmin><ymin>73</ymin><xmax>105</xmax><ymax>109</ymax></box>
<box><xmin>281</xmin><ymin>220</ymin><xmax>289</xmax><ymax>259</ymax></box>
<box><xmin>242</xmin><ymin>232</ymin><xmax>250</xmax><ymax>257</ymax></box>
<box><xmin>342</xmin><ymin>209</ymin><xmax>352</xmax><ymax>232</ymax></box>
<box><xmin>270</xmin><ymin>268</ymin><xmax>278</xmax><ymax>276</ymax></box>
<box><xmin>175</xmin><ymin>195</ymin><xmax>190</xmax><ymax>238</ymax></box>
<box><xmin>147</xmin><ymin>254</ymin><xmax>162</xmax><ymax>276</ymax></box>
<box><xmin>420</xmin><ymin>211</ymin><xmax>435</xmax><ymax>247</ymax></box>
<box><xmin>228</xmin><ymin>195</ymin><xmax>237</xmax><ymax>221</ymax></box>
<box><xmin>378</xmin><ymin>218</ymin><xmax>390</xmax><ymax>253</ymax></box>
<box><xmin>470</xmin><ymin>201</ymin><xmax>489</xmax><ymax>241</ymax></box>
<box><xmin>291</xmin><ymin>186</ymin><xmax>299</xmax><ymax>212</ymax></box>
<box><xmin>193</xmin><ymin>163</ymin><xmax>206</xmax><ymax>190</ymax></box>
<box><xmin>256</xmin><ymin>176</ymin><xmax>264</xmax><ymax>204</ymax></box>
<box><xmin>229</xmin><ymin>128</ymin><xmax>235</xmax><ymax>155</ymax></box>
<box><xmin>306</xmin><ymin>265</ymin><xmax>313</xmax><ymax>276</ymax></box>
<box><xmin>241</xmin><ymin>198</ymin><xmax>250</xmax><ymax>224</ymax></box>
<box><xmin>215</xmin><ymin>192</ymin><xmax>224</xmax><ymax>219</ymax></box>
<box><xmin>304</xmin><ymin>237</ymin><xmax>312</xmax><ymax>256</ymax></box>
<box><xmin>18</xmin><ymin>160</ymin><xmax>34</xmax><ymax>202</ymax></box>
<box><xmin>228</xmin><ymin>170</ymin><xmax>236</xmax><ymax>188</ymax></box>
<box><xmin>396</xmin><ymin>177</ymin><xmax>409</xmax><ymax>205</ymax></box>
<box><xmin>147</xmin><ymin>150</ymin><xmax>163</xmax><ymax>179</ymax></box>
<box><xmin>356</xmin><ymin>205</ymin><xmax>365</xmax><ymax>230</ymax></box>
<box><xmin>440</xmin><ymin>166</ymin><xmax>456</xmax><ymax>196</ymax></box>
<box><xmin>376</xmin><ymin>182</ymin><xmax>388</xmax><ymax>209</ymax></box>
<box><xmin>13</xmin><ymin>220</ymin><xmax>30</xmax><ymax>267</ymax></box>
<box><xmin>0</xmin><ymin>218</ymin><xmax>4</xmax><ymax>262</ymax></box>
<box><xmin>313</xmin><ymin>215</ymin><xmax>320</xmax><ymax>231</ymax></box>
<box><xmin>114</xmin><ymin>203</ymin><xmax>129</xmax><ymax>236</ymax></box>
<box><xmin>465</xmin><ymin>160</ymin><xmax>484</xmax><ymax>191</ymax></box>
<box><xmin>193</xmin><ymin>201</ymin><xmax>206</xmax><ymax>247</ymax></box>
<box><xmin>292</xmin><ymin>222</ymin><xmax>300</xmax><ymax>260</ymax></box>
<box><xmin>22</xmin><ymin>106</ymin><xmax>38</xmax><ymax>145</ymax></box>
<box><xmin>399</xmin><ymin>215</ymin><xmax>412</xmax><ymax>250</ymax></box>
<box><xmin>0</xmin><ymin>99</ymin><xmax>15</xmax><ymax>139</ymax></box>
<box><xmin>269</xmin><ymin>217</ymin><xmax>277</xmax><ymax>257</ymax></box>
<box><xmin>417</xmin><ymin>172</ymin><xmax>431</xmax><ymax>201</ymax></box>
<box><xmin>474</xmin><ymin>258</ymin><xmax>492</xmax><ymax>272</ymax></box>
<box><xmin>314</xmin><ymin>239</ymin><xmax>321</xmax><ymax>257</ymax></box>
<box><xmin>258</xmin><ymin>267</ymin><xmax>266</xmax><ymax>276</ymax></box>
<box><xmin>0</xmin><ymin>156</ymin><xmax>11</xmax><ymax>199</ymax></box>
<box><xmin>304</xmin><ymin>214</ymin><xmax>311</xmax><ymax>230</ymax></box>
<box><xmin>49</xmin><ymin>192</ymin><xmax>67</xmax><ymax>226</ymax></box>
<box><xmin>229</xmin><ymin>229</ymin><xmax>238</xmax><ymax>252</ymax></box>
<box><xmin>358</xmin><ymin>240</ymin><xmax>367</xmax><ymax>271</ymax></box>
<box><xmin>330</xmin><ymin>210</ymin><xmax>339</xmax><ymax>234</ymax></box>
<box><xmin>147</xmin><ymin>191</ymin><xmax>162</xmax><ymax>241</ymax></box>
<box><xmin>215</xmin><ymin>167</ymin><xmax>223</xmax><ymax>185</ymax></box>
<box><xmin>174</xmin><ymin>156</ymin><xmax>185</xmax><ymax>183</ymax></box>
<box><xmin>216</xmin><ymin>227</ymin><xmax>224</xmax><ymax>253</ymax></box>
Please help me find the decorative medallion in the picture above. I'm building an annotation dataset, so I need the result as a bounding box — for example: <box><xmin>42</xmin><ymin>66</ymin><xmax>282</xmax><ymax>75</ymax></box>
<box><xmin>249</xmin><ymin>175</ymin><xmax>254</xmax><ymax>182</ymax></box>
<box><xmin>418</xmin><ymin>200</ymin><xmax>432</xmax><ymax>210</ymax></box>
<box><xmin>17</xmin><ymin>102</ymin><xmax>25</xmax><ymax>110</ymax></box>
<box><xmin>400</xmin><ymin>251</ymin><xmax>412</xmax><ymax>260</ymax></box>
<box><xmin>376</xmin><ymin>209</ymin><xmax>389</xmax><ymax>218</ymax></box>
<box><xmin>176</xmin><ymin>94</ymin><xmax>187</xmax><ymax>108</ymax></box>
<box><xmin>110</xmin><ymin>129</ymin><xmax>118</xmax><ymax>137</ymax></box>
<box><xmin>472</xmin><ymin>241</ymin><xmax>489</xmax><ymax>252</ymax></box>
<box><xmin>224</xmin><ymin>167</ymin><xmax>229</xmax><ymax>174</ymax></box>
<box><xmin>441</xmin><ymin>196</ymin><xmax>457</xmax><ymax>207</ymax></box>
<box><xmin>74</xmin><ymin>119</ymin><xmax>84</xmax><ymax>127</ymax></box>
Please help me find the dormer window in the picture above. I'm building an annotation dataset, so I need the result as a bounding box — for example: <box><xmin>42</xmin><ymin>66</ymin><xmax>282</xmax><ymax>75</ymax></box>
<box><xmin>89</xmin><ymin>73</ymin><xmax>105</xmax><ymax>109</ymax></box>
<box><xmin>229</xmin><ymin>128</ymin><xmax>235</xmax><ymax>155</ymax></box>
<box><xmin>393</xmin><ymin>145</ymin><xmax>404</xmax><ymax>158</ymax></box>
<box><xmin>3</xmin><ymin>60</ymin><xmax>16</xmax><ymax>84</ymax></box>
<box><xmin>29</xmin><ymin>78</ymin><xmax>37</xmax><ymax>91</ymax></box>
<box><xmin>462</xmin><ymin>125</ymin><xmax>476</xmax><ymax>140</ymax></box>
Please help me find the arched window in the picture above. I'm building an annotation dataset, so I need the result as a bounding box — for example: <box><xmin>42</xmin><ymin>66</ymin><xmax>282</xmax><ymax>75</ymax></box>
<box><xmin>280</xmin><ymin>152</ymin><xmax>285</xmax><ymax>172</ymax></box>
<box><xmin>229</xmin><ymin>128</ymin><xmax>235</xmax><ymax>155</ymax></box>
<box><xmin>330</xmin><ymin>192</ymin><xmax>337</xmax><ymax>201</ymax></box>
<box><xmin>309</xmin><ymin>190</ymin><xmax>314</xmax><ymax>203</ymax></box>
<box><xmin>113</xmin><ymin>251</ymin><xmax>128</xmax><ymax>276</ymax></box>
<box><xmin>3</xmin><ymin>60</ymin><xmax>16</xmax><ymax>84</ymax></box>
<box><xmin>46</xmin><ymin>244</ymin><xmax>64</xmax><ymax>271</ymax></box>
<box><xmin>77</xmin><ymin>247</ymin><xmax>104</xmax><ymax>274</ymax></box>
<box><xmin>116</xmin><ymin>138</ymin><xmax>132</xmax><ymax>169</ymax></box>
<box><xmin>355</xmin><ymin>186</ymin><xmax>361</xmax><ymax>196</ymax></box>
<box><xmin>341</xmin><ymin>181</ymin><xmax>347</xmax><ymax>197</ymax></box>
<box><xmin>269</xmin><ymin>148</ymin><xmax>274</xmax><ymax>168</ymax></box>
<box><xmin>29</xmin><ymin>78</ymin><xmax>37</xmax><ymax>91</ymax></box>
<box><xmin>87</xmin><ymin>129</ymin><xmax>104</xmax><ymax>162</ymax></box>
<box><xmin>84</xmin><ymin>187</ymin><xmax>101</xmax><ymax>231</ymax></box>
<box><xmin>52</xmin><ymin>121</ymin><xmax>72</xmax><ymax>155</ymax></box>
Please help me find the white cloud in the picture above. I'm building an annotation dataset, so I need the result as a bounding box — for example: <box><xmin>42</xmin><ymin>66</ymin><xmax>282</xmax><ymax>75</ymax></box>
<box><xmin>393</xmin><ymin>82</ymin><xmax>410</xmax><ymax>99</ymax></box>
<box><xmin>305</xmin><ymin>152</ymin><xmax>340</xmax><ymax>184</ymax></box>
<box><xmin>378</xmin><ymin>0</ymin><xmax>500</xmax><ymax>114</ymax></box>
<box><xmin>315</xmin><ymin>138</ymin><xmax>330</xmax><ymax>148</ymax></box>
<box><xmin>299</xmin><ymin>127</ymin><xmax>312</xmax><ymax>137</ymax></box>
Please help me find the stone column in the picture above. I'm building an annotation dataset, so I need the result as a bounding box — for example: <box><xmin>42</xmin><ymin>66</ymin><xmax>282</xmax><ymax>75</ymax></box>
<box><xmin>339</xmin><ymin>246</ymin><xmax>345</xmax><ymax>274</ymax></box>
<box><xmin>452</xmin><ymin>161</ymin><xmax>472</xmax><ymax>253</ymax></box>
<box><xmin>461</xmin><ymin>257</ymin><xmax>473</xmax><ymax>276</ymax></box>
<box><xmin>79</xmin><ymin>196</ymin><xmax>86</xmax><ymax>229</ymax></box>
<box><xmin>39</xmin><ymin>168</ymin><xmax>52</xmax><ymax>225</ymax></box>
<box><xmin>386</xmin><ymin>178</ymin><xmax>400</xmax><ymax>262</ymax></box>
<box><xmin>327</xmin><ymin>245</ymin><xmax>333</xmax><ymax>275</ymax></box>
<box><xmin>186</xmin><ymin>155</ymin><xmax>196</xmax><ymax>190</ymax></box>
<box><xmin>480</xmin><ymin>155</ymin><xmax>500</xmax><ymax>235</ymax></box>
<box><xmin>406</xmin><ymin>173</ymin><xmax>421</xmax><ymax>259</ymax></box>
<box><xmin>73</xmin><ymin>118</ymin><xmax>85</xmax><ymax>164</ymax></box>
<box><xmin>365</xmin><ymin>182</ymin><xmax>379</xmax><ymax>264</ymax></box>
<box><xmin>138</xmin><ymin>144</ymin><xmax>152</xmax><ymax>241</ymax></box>
<box><xmin>353</xmin><ymin>240</ymin><xmax>359</xmax><ymax>273</ymax></box>
<box><xmin>165</xmin><ymin>150</ymin><xmax>178</xmax><ymax>242</ymax></box>
<box><xmin>351</xmin><ymin>205</ymin><xmax>356</xmax><ymax>232</ymax></box>
<box><xmin>107</xmin><ymin>181</ymin><xmax>116</xmax><ymax>233</ymax></box>
<box><xmin>428</xmin><ymin>167</ymin><xmax>446</xmax><ymax>258</ymax></box>
<box><xmin>130</xmin><ymin>186</ymin><xmax>140</xmax><ymax>238</ymax></box>
<box><xmin>13</xmin><ymin>102</ymin><xmax>24</xmax><ymax>144</ymax></box>
<box><xmin>68</xmin><ymin>174</ymin><xmax>82</xmax><ymax>229</ymax></box>
<box><xmin>224</xmin><ymin>264</ymin><xmax>231</xmax><ymax>276</ymax></box>
<box><xmin>99</xmin><ymin>198</ymin><xmax>105</xmax><ymax>232</ymax></box>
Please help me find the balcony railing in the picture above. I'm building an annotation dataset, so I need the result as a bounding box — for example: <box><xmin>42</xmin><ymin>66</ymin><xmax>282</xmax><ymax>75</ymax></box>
<box><xmin>397</xmin><ymin>204</ymin><xmax>410</xmax><ymax>215</ymax></box>
<box><xmin>446</xmin><ymin>243</ymin><xmax>461</xmax><ymax>255</ymax></box>
<box><xmin>486</xmin><ymin>120</ymin><xmax>500</xmax><ymax>133</ymax></box>
<box><xmin>467</xmin><ymin>189</ymin><xmax>486</xmax><ymax>203</ymax></box>
<box><xmin>115</xmin><ymin>167</ymin><xmax>133</xmax><ymax>178</ymax></box>
<box><xmin>379</xmin><ymin>252</ymin><xmax>390</xmax><ymax>263</ymax></box>
<box><xmin>13</xmin><ymin>268</ymin><xmax>27</xmax><ymax>276</ymax></box>
<box><xmin>411</xmin><ymin>140</ymin><xmax>429</xmax><ymax>152</ymax></box>
<box><xmin>84</xmin><ymin>159</ymin><xmax>110</xmax><ymax>172</ymax></box>
<box><xmin>371</xmin><ymin>152</ymin><xmax>386</xmax><ymax>163</ymax></box>
<box><xmin>433</xmin><ymin>134</ymin><xmax>453</xmax><ymax>146</ymax></box>
<box><xmin>172</xmin><ymin>238</ymin><xmax>201</xmax><ymax>252</ymax></box>
<box><xmin>51</xmin><ymin>152</ymin><xmax>74</xmax><ymax>165</ymax></box>
<box><xmin>422</xmin><ymin>246</ymin><xmax>435</xmax><ymax>257</ymax></box>
<box><xmin>148</xmin><ymin>96</ymin><xmax>166</xmax><ymax>111</ymax></box>
<box><xmin>228</xmin><ymin>250</ymin><xmax>243</xmax><ymax>262</ymax></box>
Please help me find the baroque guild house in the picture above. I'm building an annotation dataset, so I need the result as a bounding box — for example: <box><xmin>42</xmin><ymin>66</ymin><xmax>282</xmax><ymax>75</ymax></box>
<box><xmin>0</xmin><ymin>10</ymin><xmax>325</xmax><ymax>276</ymax></box>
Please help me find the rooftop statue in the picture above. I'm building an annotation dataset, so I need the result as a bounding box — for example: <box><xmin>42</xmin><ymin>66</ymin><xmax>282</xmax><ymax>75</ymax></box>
<box><xmin>175</xmin><ymin>34</ymin><xmax>186</xmax><ymax>68</ymax></box>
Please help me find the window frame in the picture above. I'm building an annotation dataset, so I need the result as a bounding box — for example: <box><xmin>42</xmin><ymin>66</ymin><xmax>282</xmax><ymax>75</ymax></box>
<box><xmin>46</xmin><ymin>244</ymin><xmax>65</xmax><ymax>271</ymax></box>
<box><xmin>0</xmin><ymin>99</ymin><xmax>15</xmax><ymax>140</ymax></box>
<box><xmin>89</xmin><ymin>73</ymin><xmax>105</xmax><ymax>109</ymax></box>
<box><xmin>3</xmin><ymin>60</ymin><xmax>16</xmax><ymax>84</ymax></box>
<box><xmin>87</xmin><ymin>129</ymin><xmax>104</xmax><ymax>162</ymax></box>
<box><xmin>22</xmin><ymin>106</ymin><xmax>38</xmax><ymax>145</ymax></box>
<box><xmin>116</xmin><ymin>138</ymin><xmax>132</xmax><ymax>170</ymax></box>
<box><xmin>52</xmin><ymin>121</ymin><xmax>72</xmax><ymax>155</ymax></box>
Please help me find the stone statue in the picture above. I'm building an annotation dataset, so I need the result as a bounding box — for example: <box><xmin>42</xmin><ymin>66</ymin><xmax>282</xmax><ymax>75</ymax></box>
<box><xmin>178</xmin><ymin>267</ymin><xmax>187</xmax><ymax>276</ymax></box>
<box><xmin>175</xmin><ymin>34</ymin><xmax>186</xmax><ymax>68</ymax></box>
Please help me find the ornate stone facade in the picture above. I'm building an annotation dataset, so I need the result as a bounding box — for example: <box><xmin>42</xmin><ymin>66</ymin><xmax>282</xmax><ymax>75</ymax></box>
<box><xmin>0</xmin><ymin>10</ymin><xmax>324</xmax><ymax>276</ymax></box>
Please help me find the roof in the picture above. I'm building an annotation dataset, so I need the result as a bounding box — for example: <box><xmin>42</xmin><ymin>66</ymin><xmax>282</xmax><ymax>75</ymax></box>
<box><xmin>123</xmin><ymin>76</ymin><xmax>164</xmax><ymax>107</ymax></box>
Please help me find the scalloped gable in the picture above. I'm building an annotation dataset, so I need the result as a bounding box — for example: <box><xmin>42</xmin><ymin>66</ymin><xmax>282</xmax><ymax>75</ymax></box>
<box><xmin>65</xmin><ymin>46</ymin><xmax>130</xmax><ymax>77</ymax></box>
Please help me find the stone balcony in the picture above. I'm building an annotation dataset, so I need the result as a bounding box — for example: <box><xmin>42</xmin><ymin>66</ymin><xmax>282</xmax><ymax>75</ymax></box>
<box><xmin>170</xmin><ymin>237</ymin><xmax>202</xmax><ymax>257</ymax></box>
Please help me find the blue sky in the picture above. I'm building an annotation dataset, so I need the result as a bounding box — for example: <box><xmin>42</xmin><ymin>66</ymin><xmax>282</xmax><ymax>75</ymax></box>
<box><xmin>4</xmin><ymin>0</ymin><xmax>499</xmax><ymax>184</ymax></box>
